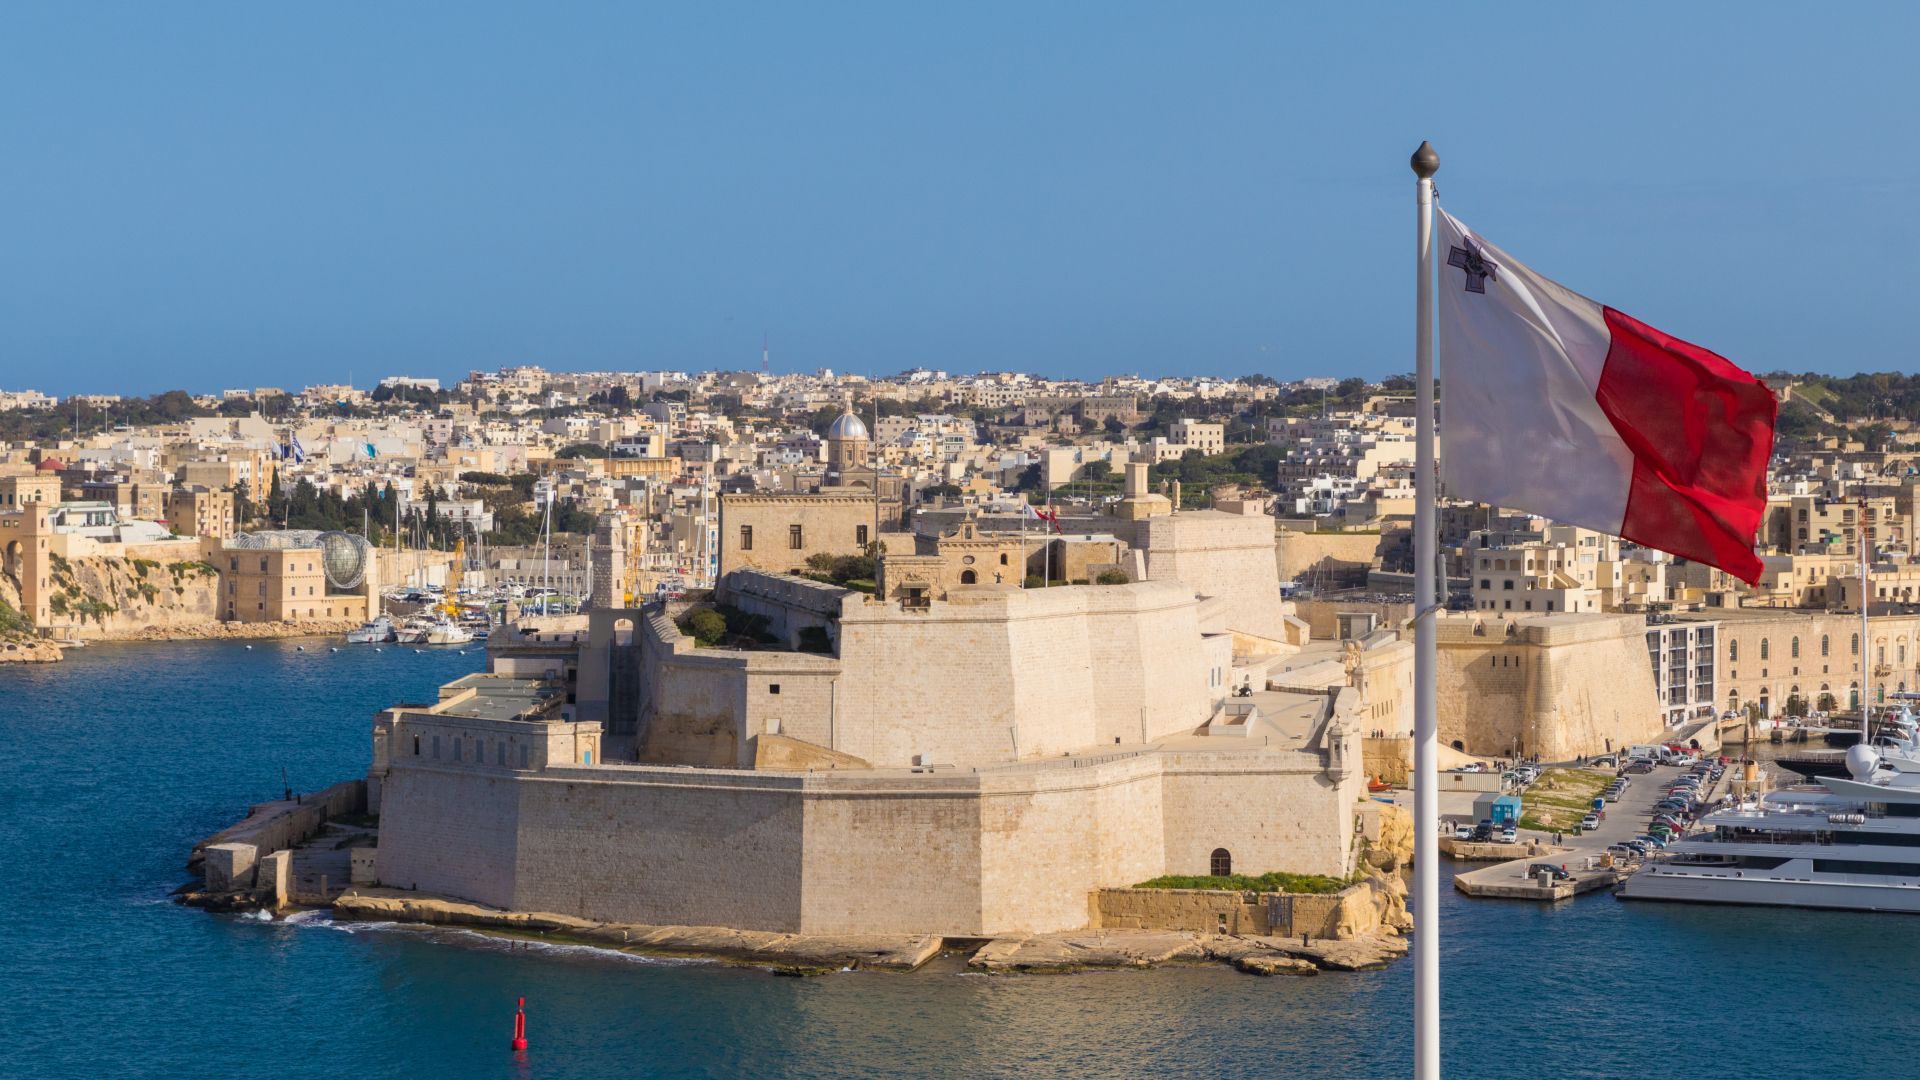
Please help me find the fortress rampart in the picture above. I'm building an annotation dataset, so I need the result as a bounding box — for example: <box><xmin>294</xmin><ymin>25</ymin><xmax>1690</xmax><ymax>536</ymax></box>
<box><xmin>372</xmin><ymin>741</ymin><xmax>1355</xmax><ymax>936</ymax></box>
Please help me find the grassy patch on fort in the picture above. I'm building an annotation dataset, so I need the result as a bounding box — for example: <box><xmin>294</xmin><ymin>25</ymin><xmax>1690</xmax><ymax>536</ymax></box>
<box><xmin>1133</xmin><ymin>870</ymin><xmax>1356</xmax><ymax>895</ymax></box>
<box><xmin>1519</xmin><ymin>768</ymin><xmax>1613</xmax><ymax>833</ymax></box>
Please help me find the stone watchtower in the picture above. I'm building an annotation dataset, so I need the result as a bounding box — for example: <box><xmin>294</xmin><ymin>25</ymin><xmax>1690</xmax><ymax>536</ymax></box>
<box><xmin>1112</xmin><ymin>460</ymin><xmax>1172</xmax><ymax>522</ymax></box>
<box><xmin>1</xmin><ymin>502</ymin><xmax>54</xmax><ymax>628</ymax></box>
<box><xmin>589</xmin><ymin>512</ymin><xmax>628</xmax><ymax>610</ymax></box>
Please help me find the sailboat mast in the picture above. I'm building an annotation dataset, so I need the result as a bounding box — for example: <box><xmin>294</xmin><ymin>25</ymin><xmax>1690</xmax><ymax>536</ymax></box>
<box><xmin>1863</xmin><ymin>501</ymin><xmax>1872</xmax><ymax>741</ymax></box>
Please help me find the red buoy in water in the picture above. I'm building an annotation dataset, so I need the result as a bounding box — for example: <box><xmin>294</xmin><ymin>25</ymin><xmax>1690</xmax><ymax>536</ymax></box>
<box><xmin>511</xmin><ymin>997</ymin><xmax>528</xmax><ymax>1052</ymax></box>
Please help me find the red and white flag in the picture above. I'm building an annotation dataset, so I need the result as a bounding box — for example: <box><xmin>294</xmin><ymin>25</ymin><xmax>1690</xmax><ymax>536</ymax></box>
<box><xmin>1437</xmin><ymin>210</ymin><xmax>1776</xmax><ymax>584</ymax></box>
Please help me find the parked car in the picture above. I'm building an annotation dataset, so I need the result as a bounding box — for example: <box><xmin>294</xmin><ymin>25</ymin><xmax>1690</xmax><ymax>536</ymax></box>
<box><xmin>1529</xmin><ymin>863</ymin><xmax>1574</xmax><ymax>881</ymax></box>
<box><xmin>1606</xmin><ymin>843</ymin><xmax>1639</xmax><ymax>857</ymax></box>
<box><xmin>1460</xmin><ymin>762</ymin><xmax>1486</xmax><ymax>773</ymax></box>
<box><xmin>1499</xmin><ymin>827</ymin><xmax>1518</xmax><ymax>844</ymax></box>
<box><xmin>1470</xmin><ymin>824</ymin><xmax>1494</xmax><ymax>842</ymax></box>
<box><xmin>1453</xmin><ymin>823</ymin><xmax>1474</xmax><ymax>840</ymax></box>
<box><xmin>1581</xmin><ymin>813</ymin><xmax>1601</xmax><ymax>830</ymax></box>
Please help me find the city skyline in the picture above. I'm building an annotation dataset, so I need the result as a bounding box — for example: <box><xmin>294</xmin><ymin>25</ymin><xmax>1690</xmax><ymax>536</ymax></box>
<box><xmin>4</xmin><ymin>4</ymin><xmax>1916</xmax><ymax>397</ymax></box>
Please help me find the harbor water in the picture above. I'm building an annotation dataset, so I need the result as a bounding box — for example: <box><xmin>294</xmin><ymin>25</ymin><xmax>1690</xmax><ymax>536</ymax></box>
<box><xmin>4</xmin><ymin>640</ymin><xmax>1918</xmax><ymax>1078</ymax></box>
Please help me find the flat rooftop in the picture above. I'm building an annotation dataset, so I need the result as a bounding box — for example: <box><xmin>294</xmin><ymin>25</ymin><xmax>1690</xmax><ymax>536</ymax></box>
<box><xmin>439</xmin><ymin>673</ymin><xmax>565</xmax><ymax>723</ymax></box>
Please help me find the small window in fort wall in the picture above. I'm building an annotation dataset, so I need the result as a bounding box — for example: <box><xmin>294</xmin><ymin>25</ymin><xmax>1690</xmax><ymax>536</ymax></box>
<box><xmin>413</xmin><ymin>734</ymin><xmax>421</xmax><ymax>756</ymax></box>
<box><xmin>496</xmin><ymin>742</ymin><xmax>506</xmax><ymax>766</ymax></box>
<box><xmin>1210</xmin><ymin>849</ymin><xmax>1232</xmax><ymax>877</ymax></box>
<box><xmin>519</xmin><ymin>744</ymin><xmax>529</xmax><ymax>768</ymax></box>
<box><xmin>452</xmin><ymin>738</ymin><xmax>462</xmax><ymax>762</ymax></box>
<box><xmin>432</xmin><ymin>735</ymin><xmax>441</xmax><ymax>758</ymax></box>
<box><xmin>769</xmin><ymin>683</ymin><xmax>781</xmax><ymax>695</ymax></box>
<box><xmin>614</xmin><ymin>619</ymin><xmax>634</xmax><ymax>646</ymax></box>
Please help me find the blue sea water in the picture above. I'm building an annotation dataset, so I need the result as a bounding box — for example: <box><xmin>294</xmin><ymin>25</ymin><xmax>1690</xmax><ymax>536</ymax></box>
<box><xmin>3</xmin><ymin>639</ymin><xmax>1917</xmax><ymax>1079</ymax></box>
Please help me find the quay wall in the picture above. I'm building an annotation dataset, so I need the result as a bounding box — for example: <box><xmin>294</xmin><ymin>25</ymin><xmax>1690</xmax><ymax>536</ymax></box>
<box><xmin>1088</xmin><ymin>877</ymin><xmax>1405</xmax><ymax>939</ymax></box>
<box><xmin>193</xmin><ymin>779</ymin><xmax>364</xmax><ymax>874</ymax></box>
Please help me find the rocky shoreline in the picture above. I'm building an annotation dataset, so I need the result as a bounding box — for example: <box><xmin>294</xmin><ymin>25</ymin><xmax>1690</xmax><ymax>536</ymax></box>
<box><xmin>100</xmin><ymin>618</ymin><xmax>365</xmax><ymax>643</ymax></box>
<box><xmin>0</xmin><ymin>620</ymin><xmax>367</xmax><ymax>662</ymax></box>
<box><xmin>324</xmin><ymin>889</ymin><xmax>1408</xmax><ymax>976</ymax></box>
<box><xmin>0</xmin><ymin>636</ymin><xmax>63</xmax><ymax>663</ymax></box>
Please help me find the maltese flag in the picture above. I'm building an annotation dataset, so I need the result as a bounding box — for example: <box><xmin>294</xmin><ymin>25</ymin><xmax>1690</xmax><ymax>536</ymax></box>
<box><xmin>1437</xmin><ymin>209</ymin><xmax>1776</xmax><ymax>584</ymax></box>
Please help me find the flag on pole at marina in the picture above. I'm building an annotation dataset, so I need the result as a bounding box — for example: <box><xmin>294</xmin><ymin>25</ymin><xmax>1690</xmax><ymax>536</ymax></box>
<box><xmin>1436</xmin><ymin>209</ymin><xmax>1776</xmax><ymax>584</ymax></box>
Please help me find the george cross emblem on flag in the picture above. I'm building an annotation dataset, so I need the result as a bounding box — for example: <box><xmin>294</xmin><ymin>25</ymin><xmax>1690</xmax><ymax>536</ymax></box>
<box><xmin>1447</xmin><ymin>237</ymin><xmax>1498</xmax><ymax>294</ymax></box>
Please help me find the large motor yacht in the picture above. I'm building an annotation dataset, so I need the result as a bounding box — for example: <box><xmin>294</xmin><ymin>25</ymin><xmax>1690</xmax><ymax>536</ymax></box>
<box><xmin>1620</xmin><ymin>746</ymin><xmax>1920</xmax><ymax>913</ymax></box>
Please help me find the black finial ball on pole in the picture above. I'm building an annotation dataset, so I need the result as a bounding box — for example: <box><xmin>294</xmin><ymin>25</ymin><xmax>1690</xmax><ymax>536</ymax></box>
<box><xmin>1411</xmin><ymin>140</ymin><xmax>1440</xmax><ymax>178</ymax></box>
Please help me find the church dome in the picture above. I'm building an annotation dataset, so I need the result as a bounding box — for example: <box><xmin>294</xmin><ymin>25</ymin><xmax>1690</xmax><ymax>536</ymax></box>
<box><xmin>826</xmin><ymin>411</ymin><xmax>869</xmax><ymax>440</ymax></box>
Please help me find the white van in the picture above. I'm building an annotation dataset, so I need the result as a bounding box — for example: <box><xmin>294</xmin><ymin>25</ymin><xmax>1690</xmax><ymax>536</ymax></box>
<box><xmin>1627</xmin><ymin>745</ymin><xmax>1663</xmax><ymax>763</ymax></box>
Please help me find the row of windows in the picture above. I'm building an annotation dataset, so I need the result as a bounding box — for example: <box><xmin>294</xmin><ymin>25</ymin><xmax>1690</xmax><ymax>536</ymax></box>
<box><xmin>1732</xmin><ymin>634</ymin><xmax>1865</xmax><ymax>663</ymax></box>
<box><xmin>413</xmin><ymin>731</ymin><xmax>532</xmax><ymax>769</ymax></box>
<box><xmin>1811</xmin><ymin>859</ymin><xmax>1920</xmax><ymax>877</ymax></box>
<box><xmin>738</xmin><ymin>524</ymin><xmax>870</xmax><ymax>552</ymax></box>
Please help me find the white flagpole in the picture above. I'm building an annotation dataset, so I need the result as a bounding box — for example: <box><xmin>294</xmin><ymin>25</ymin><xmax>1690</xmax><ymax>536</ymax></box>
<box><xmin>1410</xmin><ymin>139</ymin><xmax>1441</xmax><ymax>1080</ymax></box>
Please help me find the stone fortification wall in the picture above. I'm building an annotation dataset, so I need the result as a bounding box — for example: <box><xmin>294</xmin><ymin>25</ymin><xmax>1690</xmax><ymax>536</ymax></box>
<box><xmin>375</xmin><ymin>767</ymin><xmax>523</xmax><ymax>910</ymax></box>
<box><xmin>1289</xmin><ymin>598</ymin><xmax>1414</xmax><ymax>641</ymax></box>
<box><xmin>1134</xmin><ymin>506</ymin><xmax>1288</xmax><ymax>641</ymax></box>
<box><xmin>633</xmin><ymin>608</ymin><xmax>842</xmax><ymax>766</ymax></box>
<box><xmin>1160</xmin><ymin>751</ymin><xmax>1359</xmax><ymax>880</ymax></box>
<box><xmin>1275</xmin><ymin>528</ymin><xmax>1381</xmax><ymax>585</ymax></box>
<box><xmin>1089</xmin><ymin>877</ymin><xmax>1406</xmax><ymax>940</ymax></box>
<box><xmin>721</xmin><ymin>571</ymin><xmax>857</xmax><ymax>651</ymax></box>
<box><xmin>1434</xmin><ymin>613</ymin><xmax>1663</xmax><ymax>759</ymax></box>
<box><xmin>373</xmin><ymin>743</ymin><xmax>1351</xmax><ymax>936</ymax></box>
<box><xmin>829</xmin><ymin>580</ymin><xmax>1213</xmax><ymax>767</ymax></box>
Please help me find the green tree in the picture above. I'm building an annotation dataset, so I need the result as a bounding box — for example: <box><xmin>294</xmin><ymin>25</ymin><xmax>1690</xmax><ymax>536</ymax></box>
<box><xmin>684</xmin><ymin>610</ymin><xmax>726</xmax><ymax>645</ymax></box>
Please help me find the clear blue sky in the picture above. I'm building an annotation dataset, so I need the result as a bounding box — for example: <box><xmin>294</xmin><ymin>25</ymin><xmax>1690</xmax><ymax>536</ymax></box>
<box><xmin>1</xmin><ymin>2</ymin><xmax>1914</xmax><ymax>396</ymax></box>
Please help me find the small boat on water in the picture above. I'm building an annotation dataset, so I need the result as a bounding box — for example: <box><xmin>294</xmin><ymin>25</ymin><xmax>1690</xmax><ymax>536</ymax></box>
<box><xmin>423</xmin><ymin>616</ymin><xmax>474</xmax><ymax>646</ymax></box>
<box><xmin>346</xmin><ymin>613</ymin><xmax>398</xmax><ymax>644</ymax></box>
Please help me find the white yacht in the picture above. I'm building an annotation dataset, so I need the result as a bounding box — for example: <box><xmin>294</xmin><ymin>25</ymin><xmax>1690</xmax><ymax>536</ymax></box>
<box><xmin>345</xmin><ymin>613</ymin><xmax>397</xmax><ymax>644</ymax></box>
<box><xmin>1620</xmin><ymin>747</ymin><xmax>1920</xmax><ymax>913</ymax></box>
<box><xmin>423</xmin><ymin>616</ymin><xmax>475</xmax><ymax>646</ymax></box>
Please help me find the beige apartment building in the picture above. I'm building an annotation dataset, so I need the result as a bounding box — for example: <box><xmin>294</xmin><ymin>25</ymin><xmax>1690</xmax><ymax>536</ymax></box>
<box><xmin>167</xmin><ymin>488</ymin><xmax>236</xmax><ymax>541</ymax></box>
<box><xmin>220</xmin><ymin>546</ymin><xmax>366</xmax><ymax>623</ymax></box>
<box><xmin>1693</xmin><ymin>609</ymin><xmax>1920</xmax><ymax>716</ymax></box>
<box><xmin>0</xmin><ymin>471</ymin><xmax>62</xmax><ymax>508</ymax></box>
